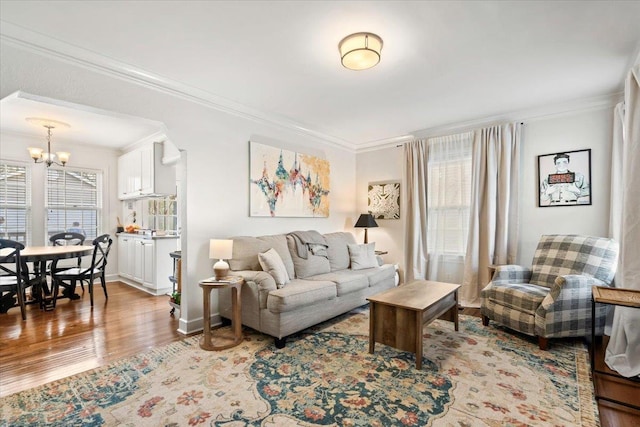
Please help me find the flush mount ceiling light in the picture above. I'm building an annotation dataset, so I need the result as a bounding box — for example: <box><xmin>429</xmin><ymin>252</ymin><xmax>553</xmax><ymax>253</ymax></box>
<box><xmin>339</xmin><ymin>32</ymin><xmax>383</xmax><ymax>71</ymax></box>
<box><xmin>26</xmin><ymin>117</ymin><xmax>71</xmax><ymax>167</ymax></box>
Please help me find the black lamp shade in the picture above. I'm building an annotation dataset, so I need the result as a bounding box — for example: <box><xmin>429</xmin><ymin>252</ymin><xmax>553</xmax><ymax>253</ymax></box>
<box><xmin>354</xmin><ymin>213</ymin><xmax>378</xmax><ymax>228</ymax></box>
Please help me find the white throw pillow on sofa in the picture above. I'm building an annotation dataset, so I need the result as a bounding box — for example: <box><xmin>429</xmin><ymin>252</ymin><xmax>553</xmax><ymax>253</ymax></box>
<box><xmin>259</xmin><ymin>248</ymin><xmax>290</xmax><ymax>288</ymax></box>
<box><xmin>347</xmin><ymin>242</ymin><xmax>378</xmax><ymax>270</ymax></box>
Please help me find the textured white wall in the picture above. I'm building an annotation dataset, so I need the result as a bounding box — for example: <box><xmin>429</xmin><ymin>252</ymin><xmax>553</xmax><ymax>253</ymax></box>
<box><xmin>1</xmin><ymin>43</ymin><xmax>357</xmax><ymax>333</ymax></box>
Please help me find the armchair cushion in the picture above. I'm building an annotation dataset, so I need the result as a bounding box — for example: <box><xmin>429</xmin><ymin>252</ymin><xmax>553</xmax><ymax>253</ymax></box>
<box><xmin>482</xmin><ymin>282</ymin><xmax>548</xmax><ymax>315</ymax></box>
<box><xmin>530</xmin><ymin>235</ymin><xmax>619</xmax><ymax>288</ymax></box>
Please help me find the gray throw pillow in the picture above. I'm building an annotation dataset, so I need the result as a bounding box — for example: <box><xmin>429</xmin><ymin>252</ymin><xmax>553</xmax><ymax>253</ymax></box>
<box><xmin>347</xmin><ymin>242</ymin><xmax>378</xmax><ymax>270</ymax></box>
<box><xmin>258</xmin><ymin>248</ymin><xmax>290</xmax><ymax>288</ymax></box>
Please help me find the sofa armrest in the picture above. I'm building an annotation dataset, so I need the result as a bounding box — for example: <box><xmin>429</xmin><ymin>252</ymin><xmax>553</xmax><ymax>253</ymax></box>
<box><xmin>490</xmin><ymin>265</ymin><xmax>532</xmax><ymax>285</ymax></box>
<box><xmin>539</xmin><ymin>274</ymin><xmax>607</xmax><ymax>313</ymax></box>
<box><xmin>230</xmin><ymin>270</ymin><xmax>276</xmax><ymax>309</ymax></box>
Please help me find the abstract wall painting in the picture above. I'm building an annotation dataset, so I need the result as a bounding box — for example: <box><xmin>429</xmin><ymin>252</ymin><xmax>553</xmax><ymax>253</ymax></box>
<box><xmin>250</xmin><ymin>141</ymin><xmax>330</xmax><ymax>217</ymax></box>
<box><xmin>368</xmin><ymin>181</ymin><xmax>400</xmax><ymax>219</ymax></box>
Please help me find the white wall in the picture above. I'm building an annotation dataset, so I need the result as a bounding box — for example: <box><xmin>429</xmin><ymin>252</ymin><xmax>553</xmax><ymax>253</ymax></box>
<box><xmin>356</xmin><ymin>106</ymin><xmax>615</xmax><ymax>281</ymax></box>
<box><xmin>519</xmin><ymin>107</ymin><xmax>613</xmax><ymax>263</ymax></box>
<box><xmin>1</xmin><ymin>43</ymin><xmax>357</xmax><ymax>334</ymax></box>
<box><xmin>356</xmin><ymin>146</ymin><xmax>405</xmax><ymax>279</ymax></box>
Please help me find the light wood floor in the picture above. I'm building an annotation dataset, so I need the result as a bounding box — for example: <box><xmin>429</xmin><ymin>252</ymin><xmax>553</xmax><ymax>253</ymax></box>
<box><xmin>0</xmin><ymin>284</ymin><xmax>636</xmax><ymax>427</ymax></box>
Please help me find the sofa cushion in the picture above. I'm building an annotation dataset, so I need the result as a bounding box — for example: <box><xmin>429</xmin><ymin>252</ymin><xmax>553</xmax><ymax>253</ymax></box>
<box><xmin>266</xmin><ymin>279</ymin><xmax>337</xmax><ymax>313</ymax></box>
<box><xmin>308</xmin><ymin>270</ymin><xmax>369</xmax><ymax>296</ymax></box>
<box><xmin>358</xmin><ymin>264</ymin><xmax>396</xmax><ymax>287</ymax></box>
<box><xmin>323</xmin><ymin>232</ymin><xmax>356</xmax><ymax>271</ymax></box>
<box><xmin>229</xmin><ymin>236</ymin><xmax>270</xmax><ymax>271</ymax></box>
<box><xmin>348</xmin><ymin>243</ymin><xmax>378</xmax><ymax>270</ymax></box>
<box><xmin>287</xmin><ymin>235</ymin><xmax>331</xmax><ymax>278</ymax></box>
<box><xmin>258</xmin><ymin>248</ymin><xmax>290</xmax><ymax>289</ymax></box>
<box><xmin>258</xmin><ymin>234</ymin><xmax>295</xmax><ymax>280</ymax></box>
<box><xmin>229</xmin><ymin>234</ymin><xmax>295</xmax><ymax>280</ymax></box>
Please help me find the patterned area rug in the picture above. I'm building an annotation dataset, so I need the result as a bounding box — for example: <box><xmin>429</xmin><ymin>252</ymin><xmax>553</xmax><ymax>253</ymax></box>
<box><xmin>0</xmin><ymin>308</ymin><xmax>598</xmax><ymax>426</ymax></box>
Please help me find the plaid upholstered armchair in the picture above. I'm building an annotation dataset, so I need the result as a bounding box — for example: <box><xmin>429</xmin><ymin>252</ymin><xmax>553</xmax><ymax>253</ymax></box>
<box><xmin>480</xmin><ymin>235</ymin><xmax>619</xmax><ymax>350</ymax></box>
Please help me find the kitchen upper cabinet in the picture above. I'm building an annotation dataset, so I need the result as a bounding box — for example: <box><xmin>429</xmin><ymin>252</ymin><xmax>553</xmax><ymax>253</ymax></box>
<box><xmin>118</xmin><ymin>142</ymin><xmax>176</xmax><ymax>200</ymax></box>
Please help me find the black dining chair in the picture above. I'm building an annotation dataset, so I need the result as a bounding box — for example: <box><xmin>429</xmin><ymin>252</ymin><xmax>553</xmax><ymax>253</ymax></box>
<box><xmin>51</xmin><ymin>234</ymin><xmax>112</xmax><ymax>307</ymax></box>
<box><xmin>0</xmin><ymin>239</ymin><xmax>28</xmax><ymax>320</ymax></box>
<box><xmin>48</xmin><ymin>232</ymin><xmax>86</xmax><ymax>296</ymax></box>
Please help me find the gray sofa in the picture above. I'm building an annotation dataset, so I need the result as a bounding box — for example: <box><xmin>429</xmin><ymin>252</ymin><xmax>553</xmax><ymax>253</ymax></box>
<box><xmin>219</xmin><ymin>231</ymin><xmax>396</xmax><ymax>348</ymax></box>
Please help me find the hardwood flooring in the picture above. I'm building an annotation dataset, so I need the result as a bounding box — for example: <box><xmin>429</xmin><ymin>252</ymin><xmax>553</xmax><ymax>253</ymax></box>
<box><xmin>0</xmin><ymin>281</ymin><xmax>182</xmax><ymax>397</ymax></box>
<box><xmin>0</xmin><ymin>286</ymin><xmax>636</xmax><ymax>427</ymax></box>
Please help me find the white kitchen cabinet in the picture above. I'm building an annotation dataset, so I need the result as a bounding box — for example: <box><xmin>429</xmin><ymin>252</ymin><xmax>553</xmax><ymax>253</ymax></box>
<box><xmin>118</xmin><ymin>142</ymin><xmax>175</xmax><ymax>200</ymax></box>
<box><xmin>117</xmin><ymin>234</ymin><xmax>177</xmax><ymax>295</ymax></box>
<box><xmin>118</xmin><ymin>236</ymin><xmax>134</xmax><ymax>279</ymax></box>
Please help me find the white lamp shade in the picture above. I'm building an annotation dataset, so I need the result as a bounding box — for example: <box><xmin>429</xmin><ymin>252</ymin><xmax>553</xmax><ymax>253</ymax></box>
<box><xmin>57</xmin><ymin>152</ymin><xmax>70</xmax><ymax>164</ymax></box>
<box><xmin>209</xmin><ymin>239</ymin><xmax>233</xmax><ymax>260</ymax></box>
<box><xmin>28</xmin><ymin>147</ymin><xmax>43</xmax><ymax>160</ymax></box>
<box><xmin>339</xmin><ymin>32</ymin><xmax>383</xmax><ymax>71</ymax></box>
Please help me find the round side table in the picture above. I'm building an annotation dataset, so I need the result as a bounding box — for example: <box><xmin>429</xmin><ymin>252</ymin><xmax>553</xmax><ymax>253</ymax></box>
<box><xmin>199</xmin><ymin>276</ymin><xmax>244</xmax><ymax>351</ymax></box>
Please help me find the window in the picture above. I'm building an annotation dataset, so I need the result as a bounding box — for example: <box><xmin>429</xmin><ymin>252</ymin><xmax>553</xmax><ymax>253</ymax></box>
<box><xmin>426</xmin><ymin>133</ymin><xmax>473</xmax><ymax>255</ymax></box>
<box><xmin>46</xmin><ymin>167</ymin><xmax>102</xmax><ymax>241</ymax></box>
<box><xmin>0</xmin><ymin>161</ymin><xmax>32</xmax><ymax>244</ymax></box>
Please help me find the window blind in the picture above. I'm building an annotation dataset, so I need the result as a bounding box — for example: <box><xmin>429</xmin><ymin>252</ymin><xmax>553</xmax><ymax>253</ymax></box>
<box><xmin>46</xmin><ymin>167</ymin><xmax>102</xmax><ymax>241</ymax></box>
<box><xmin>426</xmin><ymin>133</ymin><xmax>473</xmax><ymax>255</ymax></box>
<box><xmin>0</xmin><ymin>161</ymin><xmax>32</xmax><ymax>245</ymax></box>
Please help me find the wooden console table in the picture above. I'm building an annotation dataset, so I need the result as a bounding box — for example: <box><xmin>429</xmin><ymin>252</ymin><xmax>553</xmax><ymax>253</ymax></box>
<box><xmin>591</xmin><ymin>286</ymin><xmax>640</xmax><ymax>413</ymax></box>
<box><xmin>199</xmin><ymin>276</ymin><xmax>244</xmax><ymax>351</ymax></box>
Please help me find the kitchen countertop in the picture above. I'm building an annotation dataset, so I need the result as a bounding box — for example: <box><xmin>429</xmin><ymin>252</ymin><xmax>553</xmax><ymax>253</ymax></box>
<box><xmin>116</xmin><ymin>232</ymin><xmax>179</xmax><ymax>240</ymax></box>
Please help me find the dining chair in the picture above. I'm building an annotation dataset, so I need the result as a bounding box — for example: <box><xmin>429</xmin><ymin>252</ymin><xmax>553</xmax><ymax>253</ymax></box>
<box><xmin>48</xmin><ymin>232</ymin><xmax>86</xmax><ymax>296</ymax></box>
<box><xmin>0</xmin><ymin>239</ymin><xmax>28</xmax><ymax>320</ymax></box>
<box><xmin>51</xmin><ymin>234</ymin><xmax>112</xmax><ymax>307</ymax></box>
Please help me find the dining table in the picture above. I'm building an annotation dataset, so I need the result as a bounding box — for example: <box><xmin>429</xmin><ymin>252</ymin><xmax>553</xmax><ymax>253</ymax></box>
<box><xmin>21</xmin><ymin>245</ymin><xmax>94</xmax><ymax>310</ymax></box>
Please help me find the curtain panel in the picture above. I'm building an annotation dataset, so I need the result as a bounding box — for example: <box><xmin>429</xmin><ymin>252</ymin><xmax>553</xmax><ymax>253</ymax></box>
<box><xmin>403</xmin><ymin>140</ymin><xmax>429</xmax><ymax>283</ymax></box>
<box><xmin>605</xmin><ymin>64</ymin><xmax>640</xmax><ymax>378</ymax></box>
<box><xmin>462</xmin><ymin>123</ymin><xmax>521</xmax><ymax>306</ymax></box>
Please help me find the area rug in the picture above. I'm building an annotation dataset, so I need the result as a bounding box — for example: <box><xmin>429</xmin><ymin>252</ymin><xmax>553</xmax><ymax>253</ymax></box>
<box><xmin>0</xmin><ymin>308</ymin><xmax>598</xmax><ymax>426</ymax></box>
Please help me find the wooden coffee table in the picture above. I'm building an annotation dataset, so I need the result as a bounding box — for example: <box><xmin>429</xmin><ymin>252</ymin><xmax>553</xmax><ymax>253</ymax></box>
<box><xmin>367</xmin><ymin>280</ymin><xmax>460</xmax><ymax>369</ymax></box>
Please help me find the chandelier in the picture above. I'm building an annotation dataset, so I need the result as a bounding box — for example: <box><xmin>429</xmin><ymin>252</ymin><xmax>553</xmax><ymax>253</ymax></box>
<box><xmin>26</xmin><ymin>117</ymin><xmax>71</xmax><ymax>167</ymax></box>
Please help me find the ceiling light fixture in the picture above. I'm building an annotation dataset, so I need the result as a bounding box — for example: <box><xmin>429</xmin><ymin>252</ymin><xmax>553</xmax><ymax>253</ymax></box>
<box><xmin>26</xmin><ymin>117</ymin><xmax>71</xmax><ymax>167</ymax></box>
<box><xmin>339</xmin><ymin>32</ymin><xmax>383</xmax><ymax>71</ymax></box>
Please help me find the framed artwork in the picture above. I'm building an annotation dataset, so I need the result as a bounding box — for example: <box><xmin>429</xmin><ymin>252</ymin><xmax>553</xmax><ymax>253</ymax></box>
<box><xmin>537</xmin><ymin>149</ymin><xmax>591</xmax><ymax>207</ymax></box>
<box><xmin>368</xmin><ymin>181</ymin><xmax>400</xmax><ymax>219</ymax></box>
<box><xmin>249</xmin><ymin>141</ymin><xmax>330</xmax><ymax>217</ymax></box>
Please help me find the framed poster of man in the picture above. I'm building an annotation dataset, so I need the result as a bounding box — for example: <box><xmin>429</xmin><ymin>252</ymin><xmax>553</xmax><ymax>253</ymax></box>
<box><xmin>538</xmin><ymin>149</ymin><xmax>591</xmax><ymax>207</ymax></box>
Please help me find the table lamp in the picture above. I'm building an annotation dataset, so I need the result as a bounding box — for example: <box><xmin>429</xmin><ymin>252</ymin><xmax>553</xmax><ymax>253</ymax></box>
<box><xmin>209</xmin><ymin>239</ymin><xmax>234</xmax><ymax>280</ymax></box>
<box><xmin>354</xmin><ymin>213</ymin><xmax>378</xmax><ymax>243</ymax></box>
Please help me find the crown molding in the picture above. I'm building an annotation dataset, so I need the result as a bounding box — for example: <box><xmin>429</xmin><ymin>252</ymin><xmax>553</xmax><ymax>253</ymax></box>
<box><xmin>410</xmin><ymin>92</ymin><xmax>622</xmax><ymax>141</ymax></box>
<box><xmin>355</xmin><ymin>134</ymin><xmax>414</xmax><ymax>153</ymax></box>
<box><xmin>0</xmin><ymin>21</ymin><xmax>355</xmax><ymax>152</ymax></box>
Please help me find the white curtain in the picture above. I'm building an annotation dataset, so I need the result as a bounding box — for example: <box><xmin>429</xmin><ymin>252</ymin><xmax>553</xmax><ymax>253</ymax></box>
<box><xmin>605</xmin><ymin>64</ymin><xmax>640</xmax><ymax>378</ymax></box>
<box><xmin>462</xmin><ymin>123</ymin><xmax>521</xmax><ymax>306</ymax></box>
<box><xmin>403</xmin><ymin>139</ymin><xmax>428</xmax><ymax>283</ymax></box>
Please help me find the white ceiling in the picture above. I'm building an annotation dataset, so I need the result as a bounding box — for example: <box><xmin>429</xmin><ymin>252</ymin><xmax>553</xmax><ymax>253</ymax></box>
<box><xmin>1</xmin><ymin>1</ymin><xmax>639</xmax><ymax>151</ymax></box>
<box><xmin>0</xmin><ymin>92</ymin><xmax>165</xmax><ymax>149</ymax></box>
